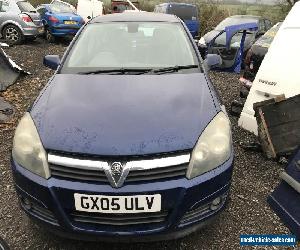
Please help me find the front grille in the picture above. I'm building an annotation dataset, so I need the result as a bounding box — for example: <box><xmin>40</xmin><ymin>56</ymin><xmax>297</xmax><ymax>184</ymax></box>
<box><xmin>48</xmin><ymin>152</ymin><xmax>189</xmax><ymax>184</ymax></box>
<box><xmin>71</xmin><ymin>211</ymin><xmax>168</xmax><ymax>226</ymax></box>
<box><xmin>20</xmin><ymin>197</ymin><xmax>58</xmax><ymax>226</ymax></box>
<box><xmin>50</xmin><ymin>164</ymin><xmax>109</xmax><ymax>183</ymax></box>
<box><xmin>125</xmin><ymin>164</ymin><xmax>187</xmax><ymax>183</ymax></box>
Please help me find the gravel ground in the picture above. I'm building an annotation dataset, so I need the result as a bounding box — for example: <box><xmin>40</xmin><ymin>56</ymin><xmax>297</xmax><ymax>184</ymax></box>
<box><xmin>0</xmin><ymin>39</ymin><xmax>291</xmax><ymax>250</ymax></box>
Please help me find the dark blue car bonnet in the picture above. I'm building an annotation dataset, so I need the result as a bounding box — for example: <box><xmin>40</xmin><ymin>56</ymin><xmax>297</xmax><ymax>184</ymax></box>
<box><xmin>30</xmin><ymin>73</ymin><xmax>218</xmax><ymax>156</ymax></box>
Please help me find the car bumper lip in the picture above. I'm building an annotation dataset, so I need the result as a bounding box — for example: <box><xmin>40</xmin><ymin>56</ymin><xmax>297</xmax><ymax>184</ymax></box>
<box><xmin>11</xmin><ymin>155</ymin><xmax>234</xmax><ymax>240</ymax></box>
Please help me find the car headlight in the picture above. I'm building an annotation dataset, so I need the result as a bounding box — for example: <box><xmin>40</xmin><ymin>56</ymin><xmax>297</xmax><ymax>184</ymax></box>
<box><xmin>12</xmin><ymin>112</ymin><xmax>50</xmax><ymax>179</ymax></box>
<box><xmin>198</xmin><ymin>36</ymin><xmax>206</xmax><ymax>47</ymax></box>
<box><xmin>186</xmin><ymin>112</ymin><xmax>232</xmax><ymax>179</ymax></box>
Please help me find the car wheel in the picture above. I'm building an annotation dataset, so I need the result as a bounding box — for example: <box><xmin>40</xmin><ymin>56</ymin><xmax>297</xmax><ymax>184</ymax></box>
<box><xmin>0</xmin><ymin>237</ymin><xmax>9</xmax><ymax>250</ymax></box>
<box><xmin>46</xmin><ymin>29</ymin><xmax>55</xmax><ymax>43</ymax></box>
<box><xmin>3</xmin><ymin>24</ymin><xmax>23</xmax><ymax>45</ymax></box>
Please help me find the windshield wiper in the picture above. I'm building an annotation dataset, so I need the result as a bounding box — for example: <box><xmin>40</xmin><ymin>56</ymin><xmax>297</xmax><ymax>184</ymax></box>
<box><xmin>78</xmin><ymin>68</ymin><xmax>152</xmax><ymax>75</ymax></box>
<box><xmin>150</xmin><ymin>65</ymin><xmax>199</xmax><ymax>74</ymax></box>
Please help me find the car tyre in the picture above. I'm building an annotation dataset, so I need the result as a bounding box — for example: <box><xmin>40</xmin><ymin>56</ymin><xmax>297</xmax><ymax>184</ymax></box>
<box><xmin>3</xmin><ymin>24</ymin><xmax>23</xmax><ymax>45</ymax></box>
<box><xmin>0</xmin><ymin>237</ymin><xmax>9</xmax><ymax>250</ymax></box>
<box><xmin>46</xmin><ymin>29</ymin><xmax>55</xmax><ymax>43</ymax></box>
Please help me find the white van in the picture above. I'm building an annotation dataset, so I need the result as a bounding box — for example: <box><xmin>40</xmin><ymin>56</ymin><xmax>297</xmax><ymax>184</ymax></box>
<box><xmin>77</xmin><ymin>0</ymin><xmax>103</xmax><ymax>22</ymax></box>
<box><xmin>238</xmin><ymin>2</ymin><xmax>300</xmax><ymax>135</ymax></box>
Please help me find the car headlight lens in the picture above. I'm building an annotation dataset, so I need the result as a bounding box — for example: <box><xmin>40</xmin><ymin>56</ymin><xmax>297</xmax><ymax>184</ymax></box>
<box><xmin>12</xmin><ymin>113</ymin><xmax>50</xmax><ymax>179</ymax></box>
<box><xmin>186</xmin><ymin>112</ymin><xmax>232</xmax><ymax>179</ymax></box>
<box><xmin>198</xmin><ymin>36</ymin><xmax>206</xmax><ymax>47</ymax></box>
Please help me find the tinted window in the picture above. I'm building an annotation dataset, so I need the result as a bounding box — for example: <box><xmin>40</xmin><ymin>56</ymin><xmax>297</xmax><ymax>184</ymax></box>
<box><xmin>62</xmin><ymin>22</ymin><xmax>198</xmax><ymax>73</ymax></box>
<box><xmin>167</xmin><ymin>4</ymin><xmax>198</xmax><ymax>21</ymax></box>
<box><xmin>216</xmin><ymin>17</ymin><xmax>258</xmax><ymax>31</ymax></box>
<box><xmin>17</xmin><ymin>1</ymin><xmax>36</xmax><ymax>12</ymax></box>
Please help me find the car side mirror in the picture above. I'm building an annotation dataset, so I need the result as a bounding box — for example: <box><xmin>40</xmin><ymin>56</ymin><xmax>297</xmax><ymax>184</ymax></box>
<box><xmin>43</xmin><ymin>55</ymin><xmax>60</xmax><ymax>70</ymax></box>
<box><xmin>204</xmin><ymin>54</ymin><xmax>222</xmax><ymax>71</ymax></box>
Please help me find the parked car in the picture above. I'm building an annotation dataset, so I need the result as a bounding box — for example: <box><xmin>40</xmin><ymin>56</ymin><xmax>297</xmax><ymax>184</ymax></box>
<box><xmin>11</xmin><ymin>12</ymin><xmax>234</xmax><ymax>240</ymax></box>
<box><xmin>240</xmin><ymin>22</ymin><xmax>282</xmax><ymax>85</ymax></box>
<box><xmin>198</xmin><ymin>15</ymin><xmax>272</xmax><ymax>59</ymax></box>
<box><xmin>154</xmin><ymin>2</ymin><xmax>199</xmax><ymax>38</ymax></box>
<box><xmin>0</xmin><ymin>0</ymin><xmax>44</xmax><ymax>44</ymax></box>
<box><xmin>36</xmin><ymin>3</ymin><xmax>85</xmax><ymax>42</ymax></box>
<box><xmin>51</xmin><ymin>0</ymin><xmax>104</xmax><ymax>22</ymax></box>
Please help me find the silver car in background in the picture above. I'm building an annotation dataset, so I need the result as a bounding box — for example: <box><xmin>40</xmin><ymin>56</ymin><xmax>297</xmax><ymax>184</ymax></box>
<box><xmin>0</xmin><ymin>0</ymin><xmax>44</xmax><ymax>44</ymax></box>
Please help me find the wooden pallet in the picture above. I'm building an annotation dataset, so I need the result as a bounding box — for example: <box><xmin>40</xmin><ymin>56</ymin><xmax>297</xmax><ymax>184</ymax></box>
<box><xmin>254</xmin><ymin>94</ymin><xmax>300</xmax><ymax>159</ymax></box>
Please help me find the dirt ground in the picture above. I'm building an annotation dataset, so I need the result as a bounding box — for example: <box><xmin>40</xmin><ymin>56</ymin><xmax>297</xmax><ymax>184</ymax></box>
<box><xmin>0</xmin><ymin>39</ymin><xmax>290</xmax><ymax>250</ymax></box>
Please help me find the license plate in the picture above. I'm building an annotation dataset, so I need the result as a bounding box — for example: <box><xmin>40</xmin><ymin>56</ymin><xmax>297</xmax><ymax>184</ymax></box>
<box><xmin>64</xmin><ymin>21</ymin><xmax>77</xmax><ymax>25</ymax></box>
<box><xmin>74</xmin><ymin>193</ymin><xmax>161</xmax><ymax>214</ymax></box>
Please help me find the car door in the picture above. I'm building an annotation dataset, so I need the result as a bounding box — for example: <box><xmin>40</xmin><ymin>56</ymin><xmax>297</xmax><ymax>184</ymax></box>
<box><xmin>207</xmin><ymin>22</ymin><xmax>258</xmax><ymax>73</ymax></box>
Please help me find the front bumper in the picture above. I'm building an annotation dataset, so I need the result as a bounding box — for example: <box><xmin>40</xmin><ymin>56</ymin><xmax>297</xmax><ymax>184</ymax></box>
<box><xmin>50</xmin><ymin>26</ymin><xmax>81</xmax><ymax>37</ymax></box>
<box><xmin>12</xmin><ymin>156</ymin><xmax>234</xmax><ymax>241</ymax></box>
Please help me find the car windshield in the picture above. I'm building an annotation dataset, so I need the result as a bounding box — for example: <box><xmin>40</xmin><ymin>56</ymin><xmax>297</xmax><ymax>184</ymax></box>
<box><xmin>215</xmin><ymin>17</ymin><xmax>257</xmax><ymax>31</ymax></box>
<box><xmin>17</xmin><ymin>1</ymin><xmax>36</xmax><ymax>12</ymax></box>
<box><xmin>61</xmin><ymin>22</ymin><xmax>199</xmax><ymax>74</ymax></box>
<box><xmin>49</xmin><ymin>4</ymin><xmax>74</xmax><ymax>13</ymax></box>
<box><xmin>255</xmin><ymin>23</ymin><xmax>282</xmax><ymax>48</ymax></box>
<box><xmin>168</xmin><ymin>4</ymin><xmax>198</xmax><ymax>21</ymax></box>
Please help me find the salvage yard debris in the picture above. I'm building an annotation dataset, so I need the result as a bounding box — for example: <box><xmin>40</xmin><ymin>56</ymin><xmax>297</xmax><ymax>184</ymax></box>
<box><xmin>0</xmin><ymin>46</ymin><xmax>30</xmax><ymax>92</ymax></box>
<box><xmin>254</xmin><ymin>94</ymin><xmax>300</xmax><ymax>159</ymax></box>
<box><xmin>239</xmin><ymin>3</ymin><xmax>300</xmax><ymax>135</ymax></box>
<box><xmin>268</xmin><ymin>147</ymin><xmax>300</xmax><ymax>239</ymax></box>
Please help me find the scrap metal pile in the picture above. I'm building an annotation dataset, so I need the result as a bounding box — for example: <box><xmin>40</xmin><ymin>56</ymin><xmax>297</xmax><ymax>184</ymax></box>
<box><xmin>0</xmin><ymin>44</ymin><xmax>29</xmax><ymax>123</ymax></box>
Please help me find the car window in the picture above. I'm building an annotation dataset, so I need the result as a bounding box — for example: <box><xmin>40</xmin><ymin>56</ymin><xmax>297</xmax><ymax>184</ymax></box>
<box><xmin>259</xmin><ymin>20</ymin><xmax>265</xmax><ymax>33</ymax></box>
<box><xmin>37</xmin><ymin>7</ymin><xmax>46</xmax><ymax>15</ymax></box>
<box><xmin>17</xmin><ymin>1</ymin><xmax>36</xmax><ymax>13</ymax></box>
<box><xmin>61</xmin><ymin>22</ymin><xmax>199</xmax><ymax>73</ymax></box>
<box><xmin>167</xmin><ymin>4</ymin><xmax>198</xmax><ymax>21</ymax></box>
<box><xmin>49</xmin><ymin>4</ymin><xmax>74</xmax><ymax>13</ymax></box>
<box><xmin>215</xmin><ymin>17</ymin><xmax>258</xmax><ymax>31</ymax></box>
<box><xmin>0</xmin><ymin>0</ymin><xmax>9</xmax><ymax>12</ymax></box>
<box><xmin>265</xmin><ymin>20</ymin><xmax>272</xmax><ymax>30</ymax></box>
<box><xmin>214</xmin><ymin>32</ymin><xmax>255</xmax><ymax>47</ymax></box>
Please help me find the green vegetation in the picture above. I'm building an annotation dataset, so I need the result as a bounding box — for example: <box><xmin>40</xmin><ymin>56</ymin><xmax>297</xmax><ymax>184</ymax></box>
<box><xmin>29</xmin><ymin>0</ymin><xmax>290</xmax><ymax>35</ymax></box>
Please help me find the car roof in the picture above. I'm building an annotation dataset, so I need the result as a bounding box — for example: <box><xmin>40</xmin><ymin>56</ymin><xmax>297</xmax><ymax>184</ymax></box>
<box><xmin>90</xmin><ymin>12</ymin><xmax>181</xmax><ymax>23</ymax></box>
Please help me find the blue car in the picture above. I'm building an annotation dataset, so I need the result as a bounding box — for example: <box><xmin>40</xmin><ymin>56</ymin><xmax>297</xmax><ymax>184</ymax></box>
<box><xmin>36</xmin><ymin>3</ymin><xmax>84</xmax><ymax>42</ymax></box>
<box><xmin>154</xmin><ymin>3</ymin><xmax>199</xmax><ymax>38</ymax></box>
<box><xmin>11</xmin><ymin>13</ymin><xmax>234</xmax><ymax>241</ymax></box>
